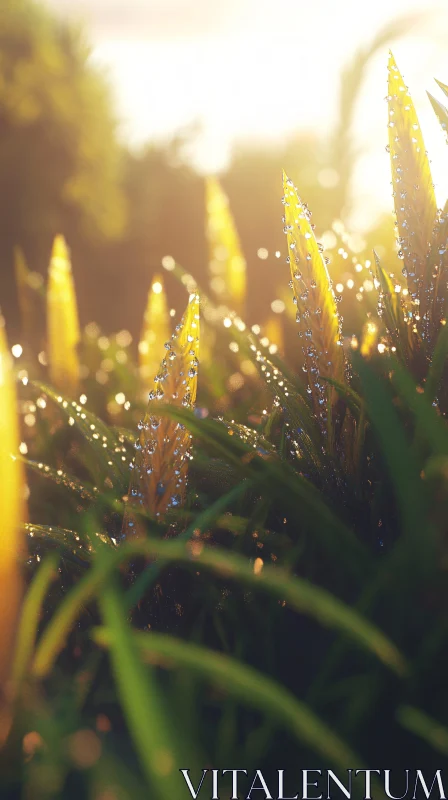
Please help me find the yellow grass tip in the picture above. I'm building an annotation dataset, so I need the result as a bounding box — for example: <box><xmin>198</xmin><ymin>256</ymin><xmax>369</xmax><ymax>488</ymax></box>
<box><xmin>47</xmin><ymin>235</ymin><xmax>80</xmax><ymax>393</ymax></box>
<box><xmin>0</xmin><ymin>318</ymin><xmax>24</xmax><ymax>709</ymax></box>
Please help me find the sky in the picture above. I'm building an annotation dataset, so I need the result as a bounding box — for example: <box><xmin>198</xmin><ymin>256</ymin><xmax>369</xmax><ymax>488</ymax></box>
<box><xmin>47</xmin><ymin>0</ymin><xmax>448</xmax><ymax>229</ymax></box>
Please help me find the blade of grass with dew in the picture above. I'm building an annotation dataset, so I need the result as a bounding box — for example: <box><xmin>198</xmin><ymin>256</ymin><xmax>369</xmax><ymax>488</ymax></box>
<box><xmin>11</xmin><ymin>555</ymin><xmax>58</xmax><ymax>690</ymax></box>
<box><xmin>123</xmin><ymin>293</ymin><xmax>200</xmax><ymax>534</ymax></box>
<box><xmin>24</xmin><ymin>523</ymin><xmax>114</xmax><ymax>564</ymax></box>
<box><xmin>98</xmin><ymin>580</ymin><xmax>183</xmax><ymax>797</ymax></box>
<box><xmin>355</xmin><ymin>353</ymin><xmax>429</xmax><ymax>549</ymax></box>
<box><xmin>388</xmin><ymin>53</ymin><xmax>437</xmax><ymax>325</ymax></box>
<box><xmin>425</xmin><ymin>320</ymin><xmax>448</xmax><ymax>403</ymax></box>
<box><xmin>159</xmin><ymin>256</ymin><xmax>324</xmax><ymax>460</ymax></box>
<box><xmin>163</xmin><ymin>257</ymin><xmax>304</xmax><ymax>389</ymax></box>
<box><xmin>222</xmin><ymin>420</ymin><xmax>277</xmax><ymax>455</ymax></box>
<box><xmin>397</xmin><ymin>706</ymin><xmax>448</xmax><ymax>757</ymax></box>
<box><xmin>372</xmin><ymin>250</ymin><xmax>412</xmax><ymax>360</ymax></box>
<box><xmin>243</xmin><ymin>335</ymin><xmax>327</xmax><ymax>467</ymax></box>
<box><xmin>139</xmin><ymin>274</ymin><xmax>171</xmax><ymax>391</ymax></box>
<box><xmin>426</xmin><ymin>199</ymin><xmax>448</xmax><ymax>336</ymax></box>
<box><xmin>387</xmin><ymin>356</ymin><xmax>448</xmax><ymax>455</ymax></box>
<box><xmin>32</xmin><ymin>381</ymin><xmax>130</xmax><ymax>482</ymax></box>
<box><xmin>125</xmin><ymin>480</ymin><xmax>252</xmax><ymax>610</ymax></box>
<box><xmin>428</xmin><ymin>83</ymin><xmax>448</xmax><ymax>334</ymax></box>
<box><xmin>206</xmin><ymin>176</ymin><xmax>246</xmax><ymax>316</ymax></box>
<box><xmin>21</xmin><ymin>458</ymin><xmax>96</xmax><ymax>503</ymax></box>
<box><xmin>150</xmin><ymin>404</ymin><xmax>367</xmax><ymax>570</ymax></box>
<box><xmin>0</xmin><ymin>318</ymin><xmax>25</xmax><ymax>744</ymax></box>
<box><xmin>282</xmin><ymin>171</ymin><xmax>345</xmax><ymax>436</ymax></box>
<box><xmin>47</xmin><ymin>235</ymin><xmax>80</xmax><ymax>396</ymax></box>
<box><xmin>32</xmin><ymin>536</ymin><xmax>406</xmax><ymax>680</ymax></box>
<box><xmin>170</xmin><ymin>509</ymin><xmax>290</xmax><ymax>550</ymax></box>
<box><xmin>93</xmin><ymin>629</ymin><xmax>362</xmax><ymax>771</ymax></box>
<box><xmin>322</xmin><ymin>376</ymin><xmax>362</xmax><ymax>418</ymax></box>
<box><xmin>249</xmin><ymin>346</ymin><xmax>324</xmax><ymax>470</ymax></box>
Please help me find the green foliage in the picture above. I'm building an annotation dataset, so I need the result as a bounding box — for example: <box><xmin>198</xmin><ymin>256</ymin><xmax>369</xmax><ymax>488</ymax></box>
<box><xmin>2</xmin><ymin>46</ymin><xmax>448</xmax><ymax>800</ymax></box>
<box><xmin>0</xmin><ymin>0</ymin><xmax>125</xmax><ymax>238</ymax></box>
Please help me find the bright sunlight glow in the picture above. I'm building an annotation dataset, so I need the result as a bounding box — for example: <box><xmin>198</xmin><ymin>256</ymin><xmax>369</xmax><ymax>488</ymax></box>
<box><xmin>50</xmin><ymin>0</ymin><xmax>448</xmax><ymax>227</ymax></box>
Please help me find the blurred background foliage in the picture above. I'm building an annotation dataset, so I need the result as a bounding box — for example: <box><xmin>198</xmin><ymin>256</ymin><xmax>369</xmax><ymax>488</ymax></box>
<box><xmin>0</xmin><ymin>0</ymin><xmax>407</xmax><ymax>351</ymax></box>
<box><xmin>0</xmin><ymin>0</ymin><xmax>126</xmax><ymax>338</ymax></box>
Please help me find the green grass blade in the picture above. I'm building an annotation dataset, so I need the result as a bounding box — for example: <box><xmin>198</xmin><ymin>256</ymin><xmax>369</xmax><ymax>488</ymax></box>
<box><xmin>397</xmin><ymin>705</ymin><xmax>448</xmax><ymax>756</ymax></box>
<box><xmin>22</xmin><ymin>458</ymin><xmax>96</xmax><ymax>503</ymax></box>
<box><xmin>32</xmin><ymin>546</ymin><xmax>118</xmax><ymax>679</ymax></box>
<box><xmin>93</xmin><ymin>628</ymin><xmax>362</xmax><ymax>770</ymax></box>
<box><xmin>125</xmin><ymin>480</ymin><xmax>251</xmax><ymax>610</ymax></box>
<box><xmin>152</xmin><ymin>404</ymin><xmax>367</xmax><ymax>570</ymax></box>
<box><xmin>11</xmin><ymin>555</ymin><xmax>58</xmax><ymax>689</ymax></box>
<box><xmin>98</xmin><ymin>581</ymin><xmax>181</xmax><ymax>797</ymax></box>
<box><xmin>322</xmin><ymin>376</ymin><xmax>363</xmax><ymax>416</ymax></box>
<box><xmin>425</xmin><ymin>322</ymin><xmax>448</xmax><ymax>403</ymax></box>
<box><xmin>388</xmin><ymin>357</ymin><xmax>448</xmax><ymax>455</ymax></box>
<box><xmin>32</xmin><ymin>537</ymin><xmax>407</xmax><ymax>680</ymax></box>
<box><xmin>32</xmin><ymin>380</ymin><xmax>130</xmax><ymax>481</ymax></box>
<box><xmin>355</xmin><ymin>354</ymin><xmax>427</xmax><ymax>543</ymax></box>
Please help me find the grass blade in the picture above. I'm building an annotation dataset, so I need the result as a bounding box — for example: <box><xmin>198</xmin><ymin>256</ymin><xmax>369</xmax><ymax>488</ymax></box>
<box><xmin>355</xmin><ymin>353</ymin><xmax>428</xmax><ymax>545</ymax></box>
<box><xmin>32</xmin><ymin>537</ymin><xmax>406</xmax><ymax>680</ymax></box>
<box><xmin>426</xmin><ymin>200</ymin><xmax>448</xmax><ymax>336</ymax></box>
<box><xmin>371</xmin><ymin>250</ymin><xmax>413</xmax><ymax>361</ymax></box>
<box><xmin>139</xmin><ymin>273</ymin><xmax>171</xmax><ymax>390</ymax></box>
<box><xmin>32</xmin><ymin>380</ymin><xmax>130</xmax><ymax>481</ymax></box>
<box><xmin>283</xmin><ymin>171</ymin><xmax>345</xmax><ymax>433</ymax></box>
<box><xmin>150</xmin><ymin>405</ymin><xmax>365</xmax><ymax>567</ymax></box>
<box><xmin>425</xmin><ymin>321</ymin><xmax>448</xmax><ymax>403</ymax></box>
<box><xmin>388</xmin><ymin>53</ymin><xmax>436</xmax><ymax>321</ymax></box>
<box><xmin>11</xmin><ymin>555</ymin><xmax>58</xmax><ymax>689</ymax></box>
<box><xmin>124</xmin><ymin>293</ymin><xmax>200</xmax><ymax>530</ymax></box>
<box><xmin>94</xmin><ymin>628</ymin><xmax>362</xmax><ymax>770</ymax></box>
<box><xmin>98</xmin><ymin>581</ymin><xmax>182</xmax><ymax>797</ymax></box>
<box><xmin>0</xmin><ymin>319</ymin><xmax>25</xmax><ymax>743</ymax></box>
<box><xmin>47</xmin><ymin>235</ymin><xmax>80</xmax><ymax>395</ymax></box>
<box><xmin>388</xmin><ymin>356</ymin><xmax>448</xmax><ymax>455</ymax></box>
<box><xmin>397</xmin><ymin>706</ymin><xmax>448</xmax><ymax>756</ymax></box>
<box><xmin>125</xmin><ymin>480</ymin><xmax>251</xmax><ymax>610</ymax></box>
<box><xmin>206</xmin><ymin>176</ymin><xmax>246</xmax><ymax>316</ymax></box>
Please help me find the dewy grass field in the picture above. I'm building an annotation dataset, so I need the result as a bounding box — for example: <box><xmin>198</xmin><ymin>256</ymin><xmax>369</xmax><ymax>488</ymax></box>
<box><xmin>1</xmin><ymin>18</ymin><xmax>448</xmax><ymax>800</ymax></box>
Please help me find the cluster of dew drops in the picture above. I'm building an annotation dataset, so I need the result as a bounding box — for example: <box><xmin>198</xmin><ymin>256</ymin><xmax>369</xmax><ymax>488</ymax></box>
<box><xmin>282</xmin><ymin>177</ymin><xmax>344</xmax><ymax>435</ymax></box>
<box><xmin>128</xmin><ymin>305</ymin><xmax>200</xmax><ymax>519</ymax></box>
<box><xmin>385</xmin><ymin>62</ymin><xmax>446</xmax><ymax>342</ymax></box>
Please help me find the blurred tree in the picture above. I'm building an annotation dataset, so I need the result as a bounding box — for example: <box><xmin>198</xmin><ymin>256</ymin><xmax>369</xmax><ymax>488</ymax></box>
<box><xmin>0</xmin><ymin>0</ymin><xmax>126</xmax><ymax>337</ymax></box>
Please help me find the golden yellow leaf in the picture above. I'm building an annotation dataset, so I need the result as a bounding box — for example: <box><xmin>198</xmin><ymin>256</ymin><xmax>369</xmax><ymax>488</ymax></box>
<box><xmin>388</xmin><ymin>52</ymin><xmax>437</xmax><ymax>321</ymax></box>
<box><xmin>139</xmin><ymin>274</ymin><xmax>171</xmax><ymax>391</ymax></box>
<box><xmin>205</xmin><ymin>177</ymin><xmax>246</xmax><ymax>315</ymax></box>
<box><xmin>47</xmin><ymin>235</ymin><xmax>80</xmax><ymax>395</ymax></box>
<box><xmin>282</xmin><ymin>171</ymin><xmax>344</xmax><ymax>428</ymax></box>
<box><xmin>0</xmin><ymin>318</ymin><xmax>24</xmax><ymax>741</ymax></box>
<box><xmin>124</xmin><ymin>293</ymin><xmax>200</xmax><ymax>532</ymax></box>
